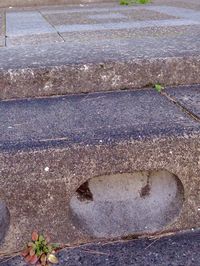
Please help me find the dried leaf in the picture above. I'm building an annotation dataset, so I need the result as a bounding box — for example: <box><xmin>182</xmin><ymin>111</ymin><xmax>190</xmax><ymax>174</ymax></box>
<box><xmin>32</xmin><ymin>231</ymin><xmax>39</xmax><ymax>241</ymax></box>
<box><xmin>40</xmin><ymin>253</ymin><xmax>47</xmax><ymax>265</ymax></box>
<box><xmin>30</xmin><ymin>254</ymin><xmax>39</xmax><ymax>265</ymax></box>
<box><xmin>28</xmin><ymin>242</ymin><xmax>34</xmax><ymax>247</ymax></box>
<box><xmin>29</xmin><ymin>248</ymin><xmax>35</xmax><ymax>256</ymax></box>
<box><xmin>25</xmin><ymin>255</ymin><xmax>33</xmax><ymax>263</ymax></box>
<box><xmin>47</xmin><ymin>253</ymin><xmax>59</xmax><ymax>264</ymax></box>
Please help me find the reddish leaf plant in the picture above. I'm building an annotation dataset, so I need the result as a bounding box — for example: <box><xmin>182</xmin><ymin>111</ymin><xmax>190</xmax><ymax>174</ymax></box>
<box><xmin>21</xmin><ymin>231</ymin><xmax>60</xmax><ymax>266</ymax></box>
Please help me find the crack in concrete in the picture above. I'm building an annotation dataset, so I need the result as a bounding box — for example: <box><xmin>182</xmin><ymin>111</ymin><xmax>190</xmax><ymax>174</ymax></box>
<box><xmin>161</xmin><ymin>90</ymin><xmax>200</xmax><ymax>124</ymax></box>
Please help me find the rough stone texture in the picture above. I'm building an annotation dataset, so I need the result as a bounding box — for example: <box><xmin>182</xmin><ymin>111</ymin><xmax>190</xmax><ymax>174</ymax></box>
<box><xmin>60</xmin><ymin>24</ymin><xmax>200</xmax><ymax>43</ymax></box>
<box><xmin>6</xmin><ymin>33</ymin><xmax>64</xmax><ymax>47</ymax></box>
<box><xmin>0</xmin><ymin>33</ymin><xmax>200</xmax><ymax>99</ymax></box>
<box><xmin>0</xmin><ymin>12</ymin><xmax>5</xmax><ymax>47</ymax></box>
<box><xmin>1</xmin><ymin>3</ymin><xmax>200</xmax><ymax>99</ymax></box>
<box><xmin>0</xmin><ymin>89</ymin><xmax>200</xmax><ymax>150</ymax></box>
<box><xmin>6</xmin><ymin>11</ymin><xmax>56</xmax><ymax>36</ymax></box>
<box><xmin>154</xmin><ymin>0</ymin><xmax>200</xmax><ymax>10</ymax></box>
<box><xmin>1</xmin><ymin>229</ymin><xmax>199</xmax><ymax>266</ymax></box>
<box><xmin>43</xmin><ymin>9</ymin><xmax>176</xmax><ymax>26</ymax></box>
<box><xmin>166</xmin><ymin>84</ymin><xmax>200</xmax><ymax>117</ymax></box>
<box><xmin>0</xmin><ymin>203</ymin><xmax>10</xmax><ymax>245</ymax></box>
<box><xmin>0</xmin><ymin>88</ymin><xmax>200</xmax><ymax>252</ymax></box>
<box><xmin>0</xmin><ymin>0</ymin><xmax>116</xmax><ymax>8</ymax></box>
<box><xmin>0</xmin><ymin>0</ymin><xmax>200</xmax><ymax>9</ymax></box>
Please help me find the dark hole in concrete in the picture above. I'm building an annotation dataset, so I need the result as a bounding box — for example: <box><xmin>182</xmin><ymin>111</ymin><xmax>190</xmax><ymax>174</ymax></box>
<box><xmin>140</xmin><ymin>173</ymin><xmax>151</xmax><ymax>198</ymax></box>
<box><xmin>70</xmin><ymin>170</ymin><xmax>184</xmax><ymax>238</ymax></box>
<box><xmin>76</xmin><ymin>181</ymin><xmax>93</xmax><ymax>201</ymax></box>
<box><xmin>0</xmin><ymin>201</ymin><xmax>10</xmax><ymax>245</ymax></box>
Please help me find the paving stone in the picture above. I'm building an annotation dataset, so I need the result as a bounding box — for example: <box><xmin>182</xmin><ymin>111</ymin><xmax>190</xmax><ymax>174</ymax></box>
<box><xmin>61</xmin><ymin>25</ymin><xmax>200</xmax><ymax>43</ymax></box>
<box><xmin>146</xmin><ymin>6</ymin><xmax>200</xmax><ymax>22</ymax></box>
<box><xmin>1</xmin><ymin>4</ymin><xmax>200</xmax><ymax>98</ymax></box>
<box><xmin>166</xmin><ymin>85</ymin><xmax>200</xmax><ymax>117</ymax></box>
<box><xmin>55</xmin><ymin>19</ymin><xmax>200</xmax><ymax>33</ymax></box>
<box><xmin>0</xmin><ymin>88</ymin><xmax>200</xmax><ymax>252</ymax></box>
<box><xmin>0</xmin><ymin>89</ymin><xmax>199</xmax><ymax>151</ymax></box>
<box><xmin>6</xmin><ymin>11</ymin><xmax>56</xmax><ymax>37</ymax></box>
<box><xmin>0</xmin><ymin>28</ymin><xmax>200</xmax><ymax>99</ymax></box>
<box><xmin>43</xmin><ymin>9</ymin><xmax>176</xmax><ymax>26</ymax></box>
<box><xmin>1</xmin><ymin>0</ymin><xmax>200</xmax><ymax>10</ymax></box>
<box><xmin>0</xmin><ymin>12</ymin><xmax>5</xmax><ymax>47</ymax></box>
<box><xmin>154</xmin><ymin>0</ymin><xmax>200</xmax><ymax>11</ymax></box>
<box><xmin>6</xmin><ymin>33</ymin><xmax>64</xmax><ymax>47</ymax></box>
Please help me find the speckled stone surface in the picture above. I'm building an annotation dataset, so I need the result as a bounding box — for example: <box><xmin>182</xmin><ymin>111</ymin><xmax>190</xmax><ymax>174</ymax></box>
<box><xmin>42</xmin><ymin>8</ymin><xmax>176</xmax><ymax>26</ymax></box>
<box><xmin>0</xmin><ymin>12</ymin><xmax>5</xmax><ymax>47</ymax></box>
<box><xmin>6</xmin><ymin>32</ymin><xmax>64</xmax><ymax>46</ymax></box>
<box><xmin>1</xmin><ymin>2</ymin><xmax>200</xmax><ymax>99</ymax></box>
<box><xmin>0</xmin><ymin>32</ymin><xmax>200</xmax><ymax>99</ymax></box>
<box><xmin>0</xmin><ymin>1</ymin><xmax>200</xmax><ymax>254</ymax></box>
<box><xmin>0</xmin><ymin>229</ymin><xmax>199</xmax><ymax>266</ymax></box>
<box><xmin>166</xmin><ymin>85</ymin><xmax>200</xmax><ymax>117</ymax></box>
<box><xmin>0</xmin><ymin>87</ymin><xmax>200</xmax><ymax>252</ymax></box>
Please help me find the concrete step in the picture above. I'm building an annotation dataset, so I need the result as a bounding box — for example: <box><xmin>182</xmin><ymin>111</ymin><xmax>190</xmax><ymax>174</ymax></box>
<box><xmin>0</xmin><ymin>2</ymin><xmax>200</xmax><ymax>100</ymax></box>
<box><xmin>0</xmin><ymin>85</ymin><xmax>200</xmax><ymax>252</ymax></box>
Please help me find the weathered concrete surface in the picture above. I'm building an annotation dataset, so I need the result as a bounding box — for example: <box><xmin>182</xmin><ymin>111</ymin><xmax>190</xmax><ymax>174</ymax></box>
<box><xmin>0</xmin><ymin>12</ymin><xmax>5</xmax><ymax>47</ymax></box>
<box><xmin>1</xmin><ymin>229</ymin><xmax>199</xmax><ymax>266</ymax></box>
<box><xmin>1</xmin><ymin>3</ymin><xmax>200</xmax><ymax>99</ymax></box>
<box><xmin>1</xmin><ymin>33</ymin><xmax>200</xmax><ymax>99</ymax></box>
<box><xmin>1</xmin><ymin>0</ymin><xmax>200</xmax><ymax>9</ymax></box>
<box><xmin>166</xmin><ymin>84</ymin><xmax>200</xmax><ymax>117</ymax></box>
<box><xmin>0</xmin><ymin>0</ymin><xmax>115</xmax><ymax>8</ymax></box>
<box><xmin>0</xmin><ymin>88</ymin><xmax>200</xmax><ymax>252</ymax></box>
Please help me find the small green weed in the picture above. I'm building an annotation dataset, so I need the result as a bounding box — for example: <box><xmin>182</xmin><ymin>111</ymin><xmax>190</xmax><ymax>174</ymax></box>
<box><xmin>154</xmin><ymin>84</ymin><xmax>164</xmax><ymax>93</ymax></box>
<box><xmin>120</xmin><ymin>0</ymin><xmax>151</xmax><ymax>5</ymax></box>
<box><xmin>21</xmin><ymin>231</ymin><xmax>60</xmax><ymax>266</ymax></box>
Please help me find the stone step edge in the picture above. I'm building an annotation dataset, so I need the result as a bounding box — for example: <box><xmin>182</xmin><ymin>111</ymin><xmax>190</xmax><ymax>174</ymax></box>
<box><xmin>0</xmin><ymin>55</ymin><xmax>200</xmax><ymax>101</ymax></box>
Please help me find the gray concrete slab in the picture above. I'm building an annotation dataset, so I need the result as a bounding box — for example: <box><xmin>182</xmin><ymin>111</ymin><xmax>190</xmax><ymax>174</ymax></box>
<box><xmin>0</xmin><ymin>88</ymin><xmax>200</xmax><ymax>151</ymax></box>
<box><xmin>43</xmin><ymin>8</ymin><xmax>176</xmax><ymax>26</ymax></box>
<box><xmin>153</xmin><ymin>0</ymin><xmax>200</xmax><ymax>11</ymax></box>
<box><xmin>0</xmin><ymin>28</ymin><xmax>200</xmax><ymax>99</ymax></box>
<box><xmin>146</xmin><ymin>5</ymin><xmax>200</xmax><ymax>22</ymax></box>
<box><xmin>60</xmin><ymin>24</ymin><xmax>200</xmax><ymax>43</ymax></box>
<box><xmin>166</xmin><ymin>85</ymin><xmax>200</xmax><ymax>117</ymax></box>
<box><xmin>55</xmin><ymin>19</ymin><xmax>200</xmax><ymax>33</ymax></box>
<box><xmin>6</xmin><ymin>33</ymin><xmax>64</xmax><ymax>47</ymax></box>
<box><xmin>0</xmin><ymin>3</ymin><xmax>200</xmax><ymax>98</ymax></box>
<box><xmin>0</xmin><ymin>12</ymin><xmax>5</xmax><ymax>47</ymax></box>
<box><xmin>1</xmin><ymin>0</ymin><xmax>200</xmax><ymax>10</ymax></box>
<box><xmin>0</xmin><ymin>87</ymin><xmax>200</xmax><ymax>252</ymax></box>
<box><xmin>1</xmin><ymin>229</ymin><xmax>199</xmax><ymax>266</ymax></box>
<box><xmin>6</xmin><ymin>11</ymin><xmax>56</xmax><ymax>37</ymax></box>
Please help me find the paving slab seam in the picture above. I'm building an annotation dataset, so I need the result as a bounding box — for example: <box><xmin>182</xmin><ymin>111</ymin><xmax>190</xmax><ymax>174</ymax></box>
<box><xmin>38</xmin><ymin>9</ymin><xmax>65</xmax><ymax>42</ymax></box>
<box><xmin>161</xmin><ymin>90</ymin><xmax>200</xmax><ymax>124</ymax></box>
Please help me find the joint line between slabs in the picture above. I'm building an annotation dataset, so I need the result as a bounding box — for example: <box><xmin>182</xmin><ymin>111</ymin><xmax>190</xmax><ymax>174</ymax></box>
<box><xmin>161</xmin><ymin>90</ymin><xmax>200</xmax><ymax>124</ymax></box>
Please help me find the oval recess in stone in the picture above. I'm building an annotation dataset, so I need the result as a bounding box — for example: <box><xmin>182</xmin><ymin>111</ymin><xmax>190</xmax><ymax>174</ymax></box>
<box><xmin>70</xmin><ymin>170</ymin><xmax>184</xmax><ymax>238</ymax></box>
<box><xmin>0</xmin><ymin>201</ymin><xmax>10</xmax><ymax>245</ymax></box>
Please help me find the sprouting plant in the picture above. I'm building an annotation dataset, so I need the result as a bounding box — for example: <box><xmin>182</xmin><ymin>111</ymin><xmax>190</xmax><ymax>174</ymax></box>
<box><xmin>154</xmin><ymin>84</ymin><xmax>164</xmax><ymax>93</ymax></box>
<box><xmin>120</xmin><ymin>0</ymin><xmax>151</xmax><ymax>5</ymax></box>
<box><xmin>21</xmin><ymin>231</ymin><xmax>60</xmax><ymax>266</ymax></box>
